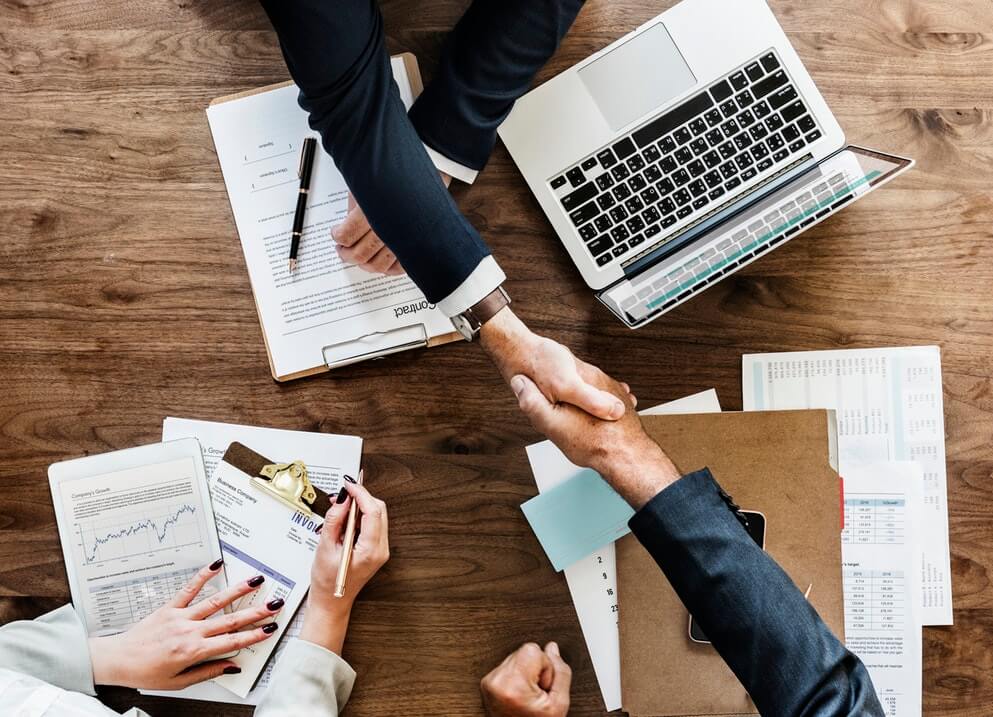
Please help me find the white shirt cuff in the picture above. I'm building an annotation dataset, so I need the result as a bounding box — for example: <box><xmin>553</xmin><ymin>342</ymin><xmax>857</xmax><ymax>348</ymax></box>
<box><xmin>423</xmin><ymin>144</ymin><xmax>479</xmax><ymax>184</ymax></box>
<box><xmin>436</xmin><ymin>256</ymin><xmax>506</xmax><ymax>318</ymax></box>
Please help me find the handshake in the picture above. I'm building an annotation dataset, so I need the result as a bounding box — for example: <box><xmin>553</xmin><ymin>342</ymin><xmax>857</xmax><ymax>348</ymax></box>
<box><xmin>477</xmin><ymin>307</ymin><xmax>682</xmax><ymax>717</ymax></box>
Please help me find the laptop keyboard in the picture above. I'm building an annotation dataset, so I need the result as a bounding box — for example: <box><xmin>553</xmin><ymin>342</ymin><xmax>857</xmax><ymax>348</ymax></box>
<box><xmin>550</xmin><ymin>50</ymin><xmax>823</xmax><ymax>268</ymax></box>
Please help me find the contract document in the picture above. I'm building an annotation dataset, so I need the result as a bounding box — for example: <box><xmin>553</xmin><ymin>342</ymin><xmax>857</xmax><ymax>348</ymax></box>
<box><xmin>206</xmin><ymin>55</ymin><xmax>456</xmax><ymax>380</ymax></box>
<box><xmin>742</xmin><ymin>346</ymin><xmax>951</xmax><ymax>625</ymax></box>
<box><xmin>842</xmin><ymin>462</ymin><xmax>923</xmax><ymax>717</ymax></box>
<box><xmin>142</xmin><ymin>418</ymin><xmax>362</xmax><ymax>704</ymax></box>
<box><xmin>525</xmin><ymin>389</ymin><xmax>722</xmax><ymax>711</ymax></box>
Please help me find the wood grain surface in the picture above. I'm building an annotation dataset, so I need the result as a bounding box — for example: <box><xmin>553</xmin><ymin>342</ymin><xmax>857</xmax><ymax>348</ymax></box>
<box><xmin>1</xmin><ymin>0</ymin><xmax>992</xmax><ymax>714</ymax></box>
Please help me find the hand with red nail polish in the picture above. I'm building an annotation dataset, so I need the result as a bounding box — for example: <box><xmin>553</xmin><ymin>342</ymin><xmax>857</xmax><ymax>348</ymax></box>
<box><xmin>87</xmin><ymin>561</ymin><xmax>283</xmax><ymax>690</ymax></box>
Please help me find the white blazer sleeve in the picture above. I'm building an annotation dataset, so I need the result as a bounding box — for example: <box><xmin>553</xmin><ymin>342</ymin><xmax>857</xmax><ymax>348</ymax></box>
<box><xmin>254</xmin><ymin>639</ymin><xmax>356</xmax><ymax>717</ymax></box>
<box><xmin>0</xmin><ymin>604</ymin><xmax>96</xmax><ymax>696</ymax></box>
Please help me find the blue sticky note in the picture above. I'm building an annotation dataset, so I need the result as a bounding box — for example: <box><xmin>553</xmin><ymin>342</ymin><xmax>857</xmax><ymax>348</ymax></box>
<box><xmin>520</xmin><ymin>469</ymin><xmax>635</xmax><ymax>571</ymax></box>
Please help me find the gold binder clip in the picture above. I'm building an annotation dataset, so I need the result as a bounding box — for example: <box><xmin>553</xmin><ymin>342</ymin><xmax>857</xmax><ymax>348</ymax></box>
<box><xmin>252</xmin><ymin>461</ymin><xmax>317</xmax><ymax>517</ymax></box>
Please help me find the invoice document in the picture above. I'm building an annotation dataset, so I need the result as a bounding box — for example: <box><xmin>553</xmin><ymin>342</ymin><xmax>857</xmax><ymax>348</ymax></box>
<box><xmin>206</xmin><ymin>56</ymin><xmax>455</xmax><ymax>380</ymax></box>
<box><xmin>742</xmin><ymin>346</ymin><xmax>952</xmax><ymax>625</ymax></box>
<box><xmin>142</xmin><ymin>418</ymin><xmax>362</xmax><ymax>704</ymax></box>
<box><xmin>525</xmin><ymin>389</ymin><xmax>722</xmax><ymax>711</ymax></box>
<box><xmin>842</xmin><ymin>462</ymin><xmax>923</xmax><ymax>717</ymax></box>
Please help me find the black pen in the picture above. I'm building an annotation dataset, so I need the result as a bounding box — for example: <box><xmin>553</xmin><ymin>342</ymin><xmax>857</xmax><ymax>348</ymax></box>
<box><xmin>289</xmin><ymin>137</ymin><xmax>318</xmax><ymax>272</ymax></box>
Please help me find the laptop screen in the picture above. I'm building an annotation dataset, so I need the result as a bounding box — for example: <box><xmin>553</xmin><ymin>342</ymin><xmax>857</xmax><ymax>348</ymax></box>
<box><xmin>597</xmin><ymin>146</ymin><xmax>912</xmax><ymax>327</ymax></box>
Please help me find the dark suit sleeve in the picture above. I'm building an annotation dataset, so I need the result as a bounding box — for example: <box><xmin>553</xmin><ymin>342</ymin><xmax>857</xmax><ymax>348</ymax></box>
<box><xmin>409</xmin><ymin>0</ymin><xmax>587</xmax><ymax>170</ymax></box>
<box><xmin>258</xmin><ymin>0</ymin><xmax>491</xmax><ymax>304</ymax></box>
<box><xmin>629</xmin><ymin>469</ymin><xmax>884</xmax><ymax>717</ymax></box>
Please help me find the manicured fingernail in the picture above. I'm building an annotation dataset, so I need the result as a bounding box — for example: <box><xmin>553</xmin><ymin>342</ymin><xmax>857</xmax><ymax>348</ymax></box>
<box><xmin>262</xmin><ymin>623</ymin><xmax>278</xmax><ymax>634</ymax></box>
<box><xmin>223</xmin><ymin>666</ymin><xmax>241</xmax><ymax>675</ymax></box>
<box><xmin>336</xmin><ymin>486</ymin><xmax>348</xmax><ymax>503</ymax></box>
<box><xmin>511</xmin><ymin>375</ymin><xmax>525</xmax><ymax>396</ymax></box>
<box><xmin>267</xmin><ymin>598</ymin><xmax>284</xmax><ymax>611</ymax></box>
<box><xmin>344</xmin><ymin>474</ymin><xmax>357</xmax><ymax>484</ymax></box>
<box><xmin>248</xmin><ymin>575</ymin><xmax>265</xmax><ymax>588</ymax></box>
<box><xmin>209</xmin><ymin>558</ymin><xmax>224</xmax><ymax>571</ymax></box>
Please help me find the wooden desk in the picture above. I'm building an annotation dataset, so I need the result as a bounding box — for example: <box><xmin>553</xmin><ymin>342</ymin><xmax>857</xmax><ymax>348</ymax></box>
<box><xmin>1</xmin><ymin>1</ymin><xmax>991</xmax><ymax>714</ymax></box>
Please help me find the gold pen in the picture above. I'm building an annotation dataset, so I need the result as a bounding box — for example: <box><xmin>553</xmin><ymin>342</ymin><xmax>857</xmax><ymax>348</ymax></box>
<box><xmin>334</xmin><ymin>470</ymin><xmax>362</xmax><ymax>598</ymax></box>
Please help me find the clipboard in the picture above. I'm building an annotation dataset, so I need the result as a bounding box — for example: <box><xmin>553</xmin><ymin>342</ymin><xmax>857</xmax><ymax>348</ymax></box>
<box><xmin>208</xmin><ymin>53</ymin><xmax>461</xmax><ymax>382</ymax></box>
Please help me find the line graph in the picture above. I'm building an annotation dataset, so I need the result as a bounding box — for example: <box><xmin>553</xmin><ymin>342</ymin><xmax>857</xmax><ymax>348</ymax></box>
<box><xmin>78</xmin><ymin>503</ymin><xmax>205</xmax><ymax>565</ymax></box>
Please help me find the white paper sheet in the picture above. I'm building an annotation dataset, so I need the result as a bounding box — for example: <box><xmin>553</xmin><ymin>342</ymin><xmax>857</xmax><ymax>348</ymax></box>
<box><xmin>742</xmin><ymin>346</ymin><xmax>952</xmax><ymax>625</ymax></box>
<box><xmin>525</xmin><ymin>389</ymin><xmax>722</xmax><ymax>711</ymax></box>
<box><xmin>205</xmin><ymin>57</ymin><xmax>453</xmax><ymax>379</ymax></box>
<box><xmin>842</xmin><ymin>462</ymin><xmax>923</xmax><ymax>717</ymax></box>
<box><xmin>141</xmin><ymin>417</ymin><xmax>362</xmax><ymax>704</ymax></box>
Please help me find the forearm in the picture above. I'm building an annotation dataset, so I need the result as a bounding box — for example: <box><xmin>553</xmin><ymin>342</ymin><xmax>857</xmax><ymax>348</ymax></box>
<box><xmin>0</xmin><ymin>604</ymin><xmax>96</xmax><ymax>695</ymax></box>
<box><xmin>259</xmin><ymin>0</ymin><xmax>493</xmax><ymax>304</ymax></box>
<box><xmin>299</xmin><ymin>600</ymin><xmax>351</xmax><ymax>656</ymax></box>
<box><xmin>410</xmin><ymin>0</ymin><xmax>587</xmax><ymax>169</ymax></box>
<box><xmin>630</xmin><ymin>470</ymin><xmax>883</xmax><ymax>716</ymax></box>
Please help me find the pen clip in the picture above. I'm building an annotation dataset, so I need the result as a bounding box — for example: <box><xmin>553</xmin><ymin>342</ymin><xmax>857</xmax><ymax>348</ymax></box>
<box><xmin>298</xmin><ymin>140</ymin><xmax>308</xmax><ymax>179</ymax></box>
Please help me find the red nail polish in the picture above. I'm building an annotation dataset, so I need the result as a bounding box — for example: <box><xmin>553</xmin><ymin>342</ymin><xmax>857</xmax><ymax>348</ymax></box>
<box><xmin>267</xmin><ymin>598</ymin><xmax>284</xmax><ymax>611</ymax></box>
<box><xmin>223</xmin><ymin>666</ymin><xmax>241</xmax><ymax>675</ymax></box>
<box><xmin>248</xmin><ymin>575</ymin><xmax>265</xmax><ymax>588</ymax></box>
<box><xmin>209</xmin><ymin>558</ymin><xmax>224</xmax><ymax>571</ymax></box>
<box><xmin>262</xmin><ymin>623</ymin><xmax>278</xmax><ymax>634</ymax></box>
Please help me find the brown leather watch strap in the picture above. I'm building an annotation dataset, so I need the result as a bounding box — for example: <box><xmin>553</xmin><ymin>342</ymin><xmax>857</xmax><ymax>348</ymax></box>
<box><xmin>468</xmin><ymin>286</ymin><xmax>511</xmax><ymax>325</ymax></box>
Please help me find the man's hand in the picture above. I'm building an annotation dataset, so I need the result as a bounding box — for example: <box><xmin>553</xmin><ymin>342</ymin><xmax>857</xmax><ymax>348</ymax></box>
<box><xmin>332</xmin><ymin>172</ymin><xmax>452</xmax><ymax>276</ymax></box>
<box><xmin>511</xmin><ymin>368</ymin><xmax>681</xmax><ymax>508</ymax></box>
<box><xmin>480</xmin><ymin>308</ymin><xmax>635</xmax><ymax>422</ymax></box>
<box><xmin>480</xmin><ymin>642</ymin><xmax>571</xmax><ymax>717</ymax></box>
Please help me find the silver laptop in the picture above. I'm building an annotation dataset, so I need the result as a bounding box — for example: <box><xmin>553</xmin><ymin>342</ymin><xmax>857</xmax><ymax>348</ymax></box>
<box><xmin>498</xmin><ymin>0</ymin><xmax>912</xmax><ymax>327</ymax></box>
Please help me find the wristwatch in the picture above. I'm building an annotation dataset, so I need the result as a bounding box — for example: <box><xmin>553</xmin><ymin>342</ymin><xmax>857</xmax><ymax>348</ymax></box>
<box><xmin>451</xmin><ymin>286</ymin><xmax>512</xmax><ymax>342</ymax></box>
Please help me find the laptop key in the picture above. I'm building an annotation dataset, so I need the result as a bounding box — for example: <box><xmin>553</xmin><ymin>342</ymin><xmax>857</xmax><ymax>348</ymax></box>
<box><xmin>660</xmin><ymin>155</ymin><xmax>678</xmax><ymax>174</ymax></box>
<box><xmin>676</xmin><ymin>206</ymin><xmax>693</xmax><ymax>219</ymax></box>
<box><xmin>596</xmin><ymin>173</ymin><xmax>615</xmax><ymax>190</ymax></box>
<box><xmin>612</xmin><ymin>137</ymin><xmax>636</xmax><ymax>159</ymax></box>
<box><xmin>642</xmin><ymin>145</ymin><xmax>662</xmax><ymax>163</ymax></box>
<box><xmin>596</xmin><ymin>253</ymin><xmax>613</xmax><ymax>266</ymax></box>
<box><xmin>752</xmin><ymin>100</ymin><xmax>771</xmax><ymax>118</ymax></box>
<box><xmin>626</xmin><ymin>215</ymin><xmax>646</xmax><ymax>233</ymax></box>
<box><xmin>660</xmin><ymin>197</ymin><xmax>677</xmax><ymax>214</ymax></box>
<box><xmin>560</xmin><ymin>181</ymin><xmax>598</xmax><ymax>210</ymax></box>
<box><xmin>641</xmin><ymin>186</ymin><xmax>661</xmax><ymax>205</ymax></box>
<box><xmin>595</xmin><ymin>215</ymin><xmax>613</xmax><ymax>232</ymax></box>
<box><xmin>625</xmin><ymin>196</ymin><xmax>645</xmax><ymax>214</ymax></box>
<box><xmin>782</xmin><ymin>125</ymin><xmax>801</xmax><ymax>142</ymax></box>
<box><xmin>675</xmin><ymin>147</ymin><xmax>693</xmax><ymax>164</ymax></box>
<box><xmin>689</xmin><ymin>180</ymin><xmax>707</xmax><ymax>198</ymax></box>
<box><xmin>673</xmin><ymin>169</ymin><xmax>691</xmax><ymax>186</ymax></box>
<box><xmin>719</xmin><ymin>161</ymin><xmax>738</xmax><ymax>179</ymax></box>
<box><xmin>657</xmin><ymin>177</ymin><xmax>675</xmax><ymax>196</ymax></box>
<box><xmin>725</xmin><ymin>176</ymin><xmax>742</xmax><ymax>190</ymax></box>
<box><xmin>627</xmin><ymin>155</ymin><xmax>646</xmax><ymax>172</ymax></box>
<box><xmin>703</xmin><ymin>150</ymin><xmax>721</xmax><ymax>169</ymax></box>
<box><xmin>645</xmin><ymin>223</ymin><xmax>662</xmax><ymax>238</ymax></box>
<box><xmin>629</xmin><ymin>174</ymin><xmax>648</xmax><ymax>192</ymax></box>
<box><xmin>579</xmin><ymin>223</ymin><xmax>597</xmax><ymax>241</ymax></box>
<box><xmin>659</xmin><ymin>135</ymin><xmax>677</xmax><ymax>154</ymax></box>
<box><xmin>757</xmin><ymin>158</ymin><xmax>773</xmax><ymax>172</ymax></box>
<box><xmin>597</xmin><ymin>193</ymin><xmax>616</xmax><ymax>211</ymax></box>
<box><xmin>798</xmin><ymin>115</ymin><xmax>816</xmax><ymax>133</ymax></box>
<box><xmin>749</xmin><ymin>124</ymin><xmax>769</xmax><ymax>141</ymax></box>
<box><xmin>789</xmin><ymin>139</ymin><xmax>806</xmax><ymax>153</ymax></box>
<box><xmin>673</xmin><ymin>188</ymin><xmax>691</xmax><ymax>206</ymax></box>
<box><xmin>708</xmin><ymin>186</ymin><xmax>726</xmax><ymax>201</ymax></box>
<box><xmin>588</xmin><ymin>235</ymin><xmax>613</xmax><ymax>255</ymax></box>
<box><xmin>691</xmin><ymin>138</ymin><xmax>708</xmax><ymax>156</ymax></box>
<box><xmin>710</xmin><ymin>79</ymin><xmax>733</xmax><ymax>102</ymax></box>
<box><xmin>718</xmin><ymin>141</ymin><xmax>736</xmax><ymax>159</ymax></box>
<box><xmin>566</xmin><ymin>167</ymin><xmax>585</xmax><ymax>187</ymax></box>
<box><xmin>768</xmin><ymin>85</ymin><xmax>798</xmax><ymax>110</ymax></box>
<box><xmin>760</xmin><ymin>52</ymin><xmax>780</xmax><ymax>72</ymax></box>
<box><xmin>753</xmin><ymin>70</ymin><xmax>788</xmax><ymax>99</ymax></box>
<box><xmin>610</xmin><ymin>206</ymin><xmax>629</xmax><ymax>222</ymax></box>
<box><xmin>610</xmin><ymin>225</ymin><xmax>630</xmax><ymax>242</ymax></box>
<box><xmin>741</xmin><ymin>167</ymin><xmax>758</xmax><ymax>181</ymax></box>
<box><xmin>581</xmin><ymin>157</ymin><xmax>598</xmax><ymax>171</ymax></box>
<box><xmin>738</xmin><ymin>109</ymin><xmax>756</xmax><ymax>128</ymax></box>
<box><xmin>730</xmin><ymin>71</ymin><xmax>748</xmax><ymax>90</ymax></box>
<box><xmin>690</xmin><ymin>118</ymin><xmax>708</xmax><ymax>135</ymax></box>
<box><xmin>692</xmin><ymin>196</ymin><xmax>710</xmax><ymax>210</ymax></box>
<box><xmin>767</xmin><ymin>134</ymin><xmax>785</xmax><ymax>151</ymax></box>
<box><xmin>688</xmin><ymin>160</ymin><xmax>706</xmax><ymax>177</ymax></box>
<box><xmin>734</xmin><ymin>133</ymin><xmax>753</xmax><ymax>151</ymax></box>
<box><xmin>765</xmin><ymin>114</ymin><xmax>785</xmax><ymax>132</ymax></box>
<box><xmin>736</xmin><ymin>90</ymin><xmax>754</xmax><ymax>109</ymax></box>
<box><xmin>629</xmin><ymin>233</ymin><xmax>646</xmax><ymax>248</ymax></box>
<box><xmin>705</xmin><ymin>129</ymin><xmax>724</xmax><ymax>146</ymax></box>
<box><xmin>720</xmin><ymin>118</ymin><xmax>740</xmax><ymax>137</ymax></box>
<box><xmin>596</xmin><ymin>149</ymin><xmax>617</xmax><ymax>168</ymax></box>
<box><xmin>781</xmin><ymin>101</ymin><xmax>807</xmax><ymax>124</ymax></box>
<box><xmin>644</xmin><ymin>165</ymin><xmax>663</xmax><ymax>183</ymax></box>
<box><xmin>612</xmin><ymin>244</ymin><xmax>629</xmax><ymax>258</ymax></box>
<box><xmin>674</xmin><ymin>127</ymin><xmax>693</xmax><ymax>145</ymax></box>
<box><xmin>662</xmin><ymin>215</ymin><xmax>677</xmax><ymax>228</ymax></box>
<box><xmin>805</xmin><ymin>129</ymin><xmax>823</xmax><ymax>143</ymax></box>
<box><xmin>642</xmin><ymin>205</ymin><xmax>661</xmax><ymax>224</ymax></box>
<box><xmin>720</xmin><ymin>100</ymin><xmax>738</xmax><ymax>118</ymax></box>
<box><xmin>569</xmin><ymin>201</ymin><xmax>599</xmax><ymax>226</ymax></box>
<box><xmin>705</xmin><ymin>108</ymin><xmax>723</xmax><ymax>127</ymax></box>
<box><xmin>745</xmin><ymin>62</ymin><xmax>764</xmax><ymax>82</ymax></box>
<box><xmin>752</xmin><ymin>143</ymin><xmax>769</xmax><ymax>159</ymax></box>
<box><xmin>735</xmin><ymin>153</ymin><xmax>754</xmax><ymax>170</ymax></box>
<box><xmin>704</xmin><ymin>170</ymin><xmax>722</xmax><ymax>188</ymax></box>
<box><xmin>550</xmin><ymin>175</ymin><xmax>567</xmax><ymax>189</ymax></box>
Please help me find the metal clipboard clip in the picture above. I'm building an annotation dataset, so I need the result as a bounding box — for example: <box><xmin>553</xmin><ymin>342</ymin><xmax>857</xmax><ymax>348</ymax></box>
<box><xmin>251</xmin><ymin>460</ymin><xmax>318</xmax><ymax>518</ymax></box>
<box><xmin>321</xmin><ymin>323</ymin><xmax>429</xmax><ymax>370</ymax></box>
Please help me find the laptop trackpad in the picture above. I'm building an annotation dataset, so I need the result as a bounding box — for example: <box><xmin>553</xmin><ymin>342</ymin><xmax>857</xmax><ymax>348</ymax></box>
<box><xmin>578</xmin><ymin>23</ymin><xmax>697</xmax><ymax>132</ymax></box>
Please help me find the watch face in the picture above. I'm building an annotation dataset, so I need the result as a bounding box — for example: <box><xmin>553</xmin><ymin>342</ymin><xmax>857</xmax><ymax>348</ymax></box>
<box><xmin>452</xmin><ymin>314</ymin><xmax>474</xmax><ymax>341</ymax></box>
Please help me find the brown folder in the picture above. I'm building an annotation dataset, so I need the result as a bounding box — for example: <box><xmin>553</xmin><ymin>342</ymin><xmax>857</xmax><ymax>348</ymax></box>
<box><xmin>618</xmin><ymin>410</ymin><xmax>842</xmax><ymax>717</ymax></box>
